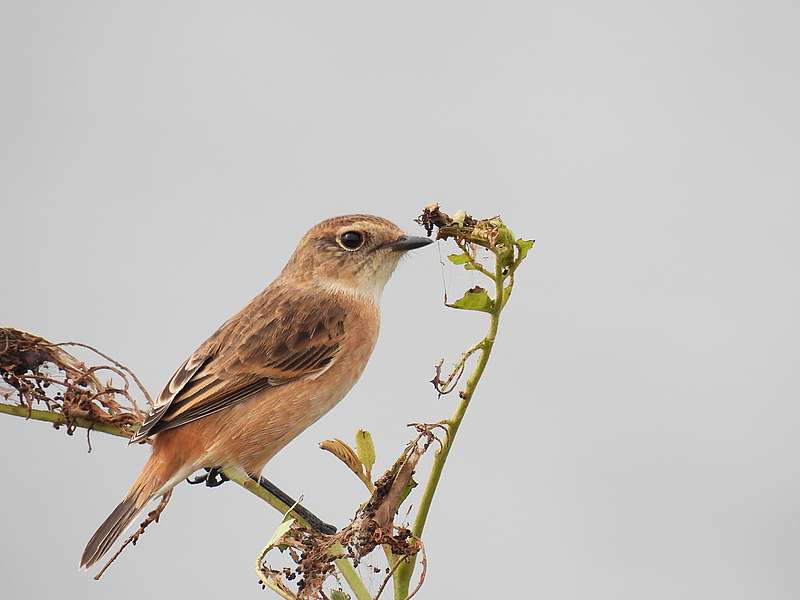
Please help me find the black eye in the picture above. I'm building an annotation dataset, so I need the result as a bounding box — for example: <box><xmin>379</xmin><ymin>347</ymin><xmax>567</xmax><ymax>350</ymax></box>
<box><xmin>338</xmin><ymin>230</ymin><xmax>364</xmax><ymax>250</ymax></box>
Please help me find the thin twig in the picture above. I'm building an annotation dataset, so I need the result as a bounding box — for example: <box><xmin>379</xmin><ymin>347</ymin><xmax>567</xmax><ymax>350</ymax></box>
<box><xmin>455</xmin><ymin>239</ymin><xmax>495</xmax><ymax>280</ymax></box>
<box><xmin>404</xmin><ymin>538</ymin><xmax>427</xmax><ymax>600</ymax></box>
<box><xmin>373</xmin><ymin>542</ymin><xmax>406</xmax><ymax>600</ymax></box>
<box><xmin>94</xmin><ymin>490</ymin><xmax>173</xmax><ymax>580</ymax></box>
<box><xmin>56</xmin><ymin>341</ymin><xmax>153</xmax><ymax>409</ymax></box>
<box><xmin>430</xmin><ymin>339</ymin><xmax>484</xmax><ymax>397</ymax></box>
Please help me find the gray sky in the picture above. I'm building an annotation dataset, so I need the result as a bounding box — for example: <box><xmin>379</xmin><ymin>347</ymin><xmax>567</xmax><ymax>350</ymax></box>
<box><xmin>1</xmin><ymin>1</ymin><xmax>799</xmax><ymax>599</ymax></box>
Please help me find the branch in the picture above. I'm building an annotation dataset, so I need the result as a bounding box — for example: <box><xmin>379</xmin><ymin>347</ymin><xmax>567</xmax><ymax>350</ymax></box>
<box><xmin>0</xmin><ymin>402</ymin><xmax>132</xmax><ymax>438</ymax></box>
<box><xmin>413</xmin><ymin>257</ymin><xmax>504</xmax><ymax>535</ymax></box>
<box><xmin>0</xmin><ymin>400</ymin><xmax>339</xmax><ymax>532</ymax></box>
<box><xmin>395</xmin><ymin>206</ymin><xmax>532</xmax><ymax>598</ymax></box>
<box><xmin>394</xmin><ymin>258</ymin><xmax>504</xmax><ymax>597</ymax></box>
<box><xmin>429</xmin><ymin>339</ymin><xmax>485</xmax><ymax>397</ymax></box>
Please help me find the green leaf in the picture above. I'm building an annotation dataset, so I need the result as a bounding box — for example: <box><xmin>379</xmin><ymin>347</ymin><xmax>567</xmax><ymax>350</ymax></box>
<box><xmin>447</xmin><ymin>253</ymin><xmax>471</xmax><ymax>265</ymax></box>
<box><xmin>330</xmin><ymin>590</ymin><xmax>351</xmax><ymax>600</ymax></box>
<box><xmin>516</xmin><ymin>238</ymin><xmax>534</xmax><ymax>262</ymax></box>
<box><xmin>447</xmin><ymin>286</ymin><xmax>494</xmax><ymax>313</ymax></box>
<box><xmin>498</xmin><ymin>245</ymin><xmax>515</xmax><ymax>268</ymax></box>
<box><xmin>354</xmin><ymin>429</ymin><xmax>376</xmax><ymax>475</ymax></box>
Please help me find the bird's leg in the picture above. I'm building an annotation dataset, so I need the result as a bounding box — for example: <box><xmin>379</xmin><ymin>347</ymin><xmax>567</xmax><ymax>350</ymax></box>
<box><xmin>255</xmin><ymin>475</ymin><xmax>338</xmax><ymax>536</ymax></box>
<box><xmin>185</xmin><ymin>467</ymin><xmax>229</xmax><ymax>487</ymax></box>
<box><xmin>204</xmin><ymin>467</ymin><xmax>228</xmax><ymax>487</ymax></box>
<box><xmin>185</xmin><ymin>468</ymin><xmax>209</xmax><ymax>485</ymax></box>
<box><xmin>186</xmin><ymin>467</ymin><xmax>337</xmax><ymax>535</ymax></box>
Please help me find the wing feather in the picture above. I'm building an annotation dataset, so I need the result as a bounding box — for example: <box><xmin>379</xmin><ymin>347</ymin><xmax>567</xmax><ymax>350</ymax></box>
<box><xmin>129</xmin><ymin>285</ymin><xmax>346</xmax><ymax>443</ymax></box>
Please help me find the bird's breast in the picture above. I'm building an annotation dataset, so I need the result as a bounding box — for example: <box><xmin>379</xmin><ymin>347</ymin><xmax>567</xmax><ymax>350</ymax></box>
<box><xmin>302</xmin><ymin>303</ymin><xmax>380</xmax><ymax>419</ymax></box>
<box><xmin>212</xmin><ymin>301</ymin><xmax>380</xmax><ymax>473</ymax></box>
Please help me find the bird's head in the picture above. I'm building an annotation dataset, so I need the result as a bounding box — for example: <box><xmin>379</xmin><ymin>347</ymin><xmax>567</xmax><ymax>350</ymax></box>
<box><xmin>282</xmin><ymin>214</ymin><xmax>432</xmax><ymax>302</ymax></box>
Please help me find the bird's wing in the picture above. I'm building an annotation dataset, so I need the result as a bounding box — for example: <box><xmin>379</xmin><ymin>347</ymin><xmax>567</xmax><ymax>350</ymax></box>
<box><xmin>129</xmin><ymin>287</ymin><xmax>347</xmax><ymax>443</ymax></box>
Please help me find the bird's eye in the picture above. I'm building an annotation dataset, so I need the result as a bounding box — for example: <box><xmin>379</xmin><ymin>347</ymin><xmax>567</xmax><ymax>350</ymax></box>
<box><xmin>338</xmin><ymin>230</ymin><xmax>365</xmax><ymax>251</ymax></box>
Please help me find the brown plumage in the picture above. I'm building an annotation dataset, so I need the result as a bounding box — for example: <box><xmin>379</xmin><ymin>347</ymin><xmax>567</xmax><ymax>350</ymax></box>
<box><xmin>80</xmin><ymin>214</ymin><xmax>432</xmax><ymax>570</ymax></box>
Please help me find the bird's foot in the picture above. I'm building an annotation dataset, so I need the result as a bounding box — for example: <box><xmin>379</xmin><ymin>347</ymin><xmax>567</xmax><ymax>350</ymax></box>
<box><xmin>205</xmin><ymin>467</ymin><xmax>228</xmax><ymax>487</ymax></box>
<box><xmin>185</xmin><ymin>467</ymin><xmax>229</xmax><ymax>487</ymax></box>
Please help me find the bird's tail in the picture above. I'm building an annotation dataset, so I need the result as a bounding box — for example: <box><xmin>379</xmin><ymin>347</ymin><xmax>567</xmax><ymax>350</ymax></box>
<box><xmin>80</xmin><ymin>453</ymin><xmax>177</xmax><ymax>570</ymax></box>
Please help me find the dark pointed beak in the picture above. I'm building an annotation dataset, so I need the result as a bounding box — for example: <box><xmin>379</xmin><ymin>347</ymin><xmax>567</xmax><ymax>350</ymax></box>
<box><xmin>389</xmin><ymin>235</ymin><xmax>434</xmax><ymax>252</ymax></box>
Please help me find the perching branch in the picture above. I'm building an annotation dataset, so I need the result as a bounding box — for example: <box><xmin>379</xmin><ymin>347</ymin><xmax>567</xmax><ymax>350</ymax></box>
<box><xmin>0</xmin><ymin>402</ymin><xmax>132</xmax><ymax>439</ymax></box>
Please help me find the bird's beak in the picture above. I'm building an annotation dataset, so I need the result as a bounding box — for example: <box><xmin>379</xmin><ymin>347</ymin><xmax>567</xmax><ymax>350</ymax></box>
<box><xmin>389</xmin><ymin>235</ymin><xmax>434</xmax><ymax>251</ymax></box>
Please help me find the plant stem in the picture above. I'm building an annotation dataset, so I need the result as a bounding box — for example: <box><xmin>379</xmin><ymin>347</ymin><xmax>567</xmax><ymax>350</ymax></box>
<box><xmin>394</xmin><ymin>256</ymin><xmax>506</xmax><ymax>598</ymax></box>
<box><xmin>455</xmin><ymin>239</ymin><xmax>496</xmax><ymax>281</ymax></box>
<box><xmin>0</xmin><ymin>402</ymin><xmax>132</xmax><ymax>437</ymax></box>
<box><xmin>330</xmin><ymin>541</ymin><xmax>372</xmax><ymax>600</ymax></box>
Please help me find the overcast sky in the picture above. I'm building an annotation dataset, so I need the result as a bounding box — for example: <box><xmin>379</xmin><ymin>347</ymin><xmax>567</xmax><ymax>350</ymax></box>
<box><xmin>1</xmin><ymin>2</ymin><xmax>799</xmax><ymax>599</ymax></box>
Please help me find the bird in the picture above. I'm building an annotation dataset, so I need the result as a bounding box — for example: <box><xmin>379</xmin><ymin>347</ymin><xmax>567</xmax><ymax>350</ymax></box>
<box><xmin>80</xmin><ymin>214</ymin><xmax>432</xmax><ymax>570</ymax></box>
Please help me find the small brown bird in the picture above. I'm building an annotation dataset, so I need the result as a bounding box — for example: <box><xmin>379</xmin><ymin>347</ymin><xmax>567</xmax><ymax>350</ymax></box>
<box><xmin>80</xmin><ymin>214</ymin><xmax>431</xmax><ymax>569</ymax></box>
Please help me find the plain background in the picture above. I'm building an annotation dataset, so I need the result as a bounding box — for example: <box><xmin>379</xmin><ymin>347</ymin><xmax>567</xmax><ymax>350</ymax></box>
<box><xmin>1</xmin><ymin>2</ymin><xmax>798</xmax><ymax>599</ymax></box>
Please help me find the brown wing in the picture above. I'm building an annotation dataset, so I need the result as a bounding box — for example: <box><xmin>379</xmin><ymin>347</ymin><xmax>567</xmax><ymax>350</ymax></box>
<box><xmin>129</xmin><ymin>285</ymin><xmax>347</xmax><ymax>443</ymax></box>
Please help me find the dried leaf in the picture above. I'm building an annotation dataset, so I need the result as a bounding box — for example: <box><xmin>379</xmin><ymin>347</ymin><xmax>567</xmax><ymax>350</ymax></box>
<box><xmin>373</xmin><ymin>445</ymin><xmax>424</xmax><ymax>529</ymax></box>
<box><xmin>319</xmin><ymin>439</ymin><xmax>364</xmax><ymax>480</ymax></box>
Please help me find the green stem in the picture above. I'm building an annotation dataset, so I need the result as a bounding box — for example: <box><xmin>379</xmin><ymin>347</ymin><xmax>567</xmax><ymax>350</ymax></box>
<box><xmin>455</xmin><ymin>239</ymin><xmax>496</xmax><ymax>281</ymax></box>
<box><xmin>394</xmin><ymin>257</ymin><xmax>506</xmax><ymax>598</ymax></box>
<box><xmin>0</xmin><ymin>402</ymin><xmax>132</xmax><ymax>437</ymax></box>
<box><xmin>330</xmin><ymin>542</ymin><xmax>372</xmax><ymax>600</ymax></box>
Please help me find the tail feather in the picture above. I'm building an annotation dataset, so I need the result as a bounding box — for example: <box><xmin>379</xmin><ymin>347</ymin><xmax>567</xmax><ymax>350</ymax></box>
<box><xmin>80</xmin><ymin>494</ymin><xmax>143</xmax><ymax>569</ymax></box>
<box><xmin>80</xmin><ymin>452</ymin><xmax>175</xmax><ymax>570</ymax></box>
<box><xmin>81</xmin><ymin>432</ymin><xmax>189</xmax><ymax>570</ymax></box>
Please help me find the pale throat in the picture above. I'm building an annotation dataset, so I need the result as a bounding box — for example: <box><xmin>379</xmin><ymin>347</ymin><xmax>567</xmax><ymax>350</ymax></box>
<box><xmin>316</xmin><ymin>259</ymin><xmax>399</xmax><ymax>304</ymax></box>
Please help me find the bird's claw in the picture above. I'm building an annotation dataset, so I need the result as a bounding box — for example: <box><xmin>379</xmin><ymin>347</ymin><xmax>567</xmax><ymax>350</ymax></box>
<box><xmin>185</xmin><ymin>467</ymin><xmax>229</xmax><ymax>487</ymax></box>
<box><xmin>204</xmin><ymin>467</ymin><xmax>228</xmax><ymax>487</ymax></box>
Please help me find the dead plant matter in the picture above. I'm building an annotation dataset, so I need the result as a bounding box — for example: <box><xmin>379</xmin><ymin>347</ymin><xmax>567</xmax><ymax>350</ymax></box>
<box><xmin>256</xmin><ymin>428</ymin><xmax>440</xmax><ymax>599</ymax></box>
<box><xmin>0</xmin><ymin>328</ymin><xmax>148</xmax><ymax>439</ymax></box>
